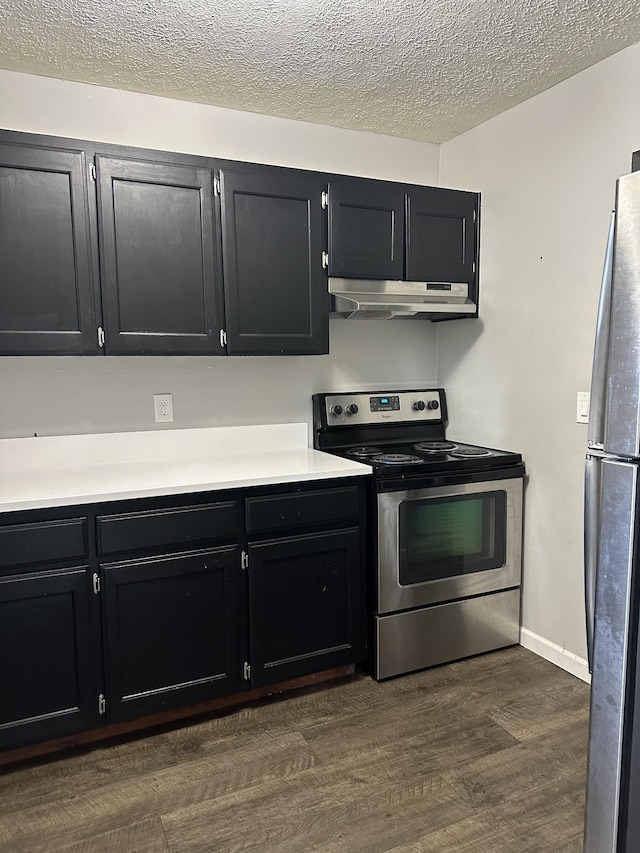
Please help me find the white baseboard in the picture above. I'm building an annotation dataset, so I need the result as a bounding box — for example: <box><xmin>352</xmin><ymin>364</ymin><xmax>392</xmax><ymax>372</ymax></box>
<box><xmin>519</xmin><ymin>627</ymin><xmax>591</xmax><ymax>684</ymax></box>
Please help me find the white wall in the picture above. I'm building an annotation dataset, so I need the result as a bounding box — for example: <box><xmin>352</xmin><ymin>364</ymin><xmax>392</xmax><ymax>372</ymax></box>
<box><xmin>0</xmin><ymin>70</ymin><xmax>440</xmax><ymax>438</ymax></box>
<box><xmin>438</xmin><ymin>43</ymin><xmax>640</xmax><ymax>667</ymax></box>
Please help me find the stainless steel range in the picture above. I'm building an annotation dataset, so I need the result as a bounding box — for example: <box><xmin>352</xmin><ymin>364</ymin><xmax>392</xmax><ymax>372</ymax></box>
<box><xmin>312</xmin><ymin>388</ymin><xmax>525</xmax><ymax>680</ymax></box>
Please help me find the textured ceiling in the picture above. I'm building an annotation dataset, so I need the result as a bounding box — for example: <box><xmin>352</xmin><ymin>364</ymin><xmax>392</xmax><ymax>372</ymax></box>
<box><xmin>1</xmin><ymin>0</ymin><xmax>640</xmax><ymax>143</ymax></box>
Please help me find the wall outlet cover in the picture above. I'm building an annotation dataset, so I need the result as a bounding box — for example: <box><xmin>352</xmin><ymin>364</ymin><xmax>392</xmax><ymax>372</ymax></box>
<box><xmin>154</xmin><ymin>393</ymin><xmax>174</xmax><ymax>423</ymax></box>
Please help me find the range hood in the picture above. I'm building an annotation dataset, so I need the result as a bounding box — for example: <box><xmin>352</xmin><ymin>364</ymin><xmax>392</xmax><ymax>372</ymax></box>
<box><xmin>329</xmin><ymin>278</ymin><xmax>477</xmax><ymax>320</ymax></box>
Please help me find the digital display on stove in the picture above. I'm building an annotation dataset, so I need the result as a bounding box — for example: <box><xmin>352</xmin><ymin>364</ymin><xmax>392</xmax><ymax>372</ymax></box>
<box><xmin>370</xmin><ymin>395</ymin><xmax>400</xmax><ymax>412</ymax></box>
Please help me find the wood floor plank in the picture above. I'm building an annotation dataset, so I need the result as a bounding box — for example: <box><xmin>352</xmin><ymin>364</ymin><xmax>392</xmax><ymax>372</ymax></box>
<box><xmin>0</xmin><ymin>732</ymin><xmax>317</xmax><ymax>852</ymax></box>
<box><xmin>441</xmin><ymin>717</ymin><xmax>588</xmax><ymax>811</ymax></box>
<box><xmin>159</xmin><ymin>672</ymin><xmax>389</xmax><ymax>756</ymax></box>
<box><xmin>161</xmin><ymin>768</ymin><xmax>473</xmax><ymax>853</ymax></box>
<box><xmin>376</xmin><ymin>647</ymin><xmax>571</xmax><ymax>704</ymax></box>
<box><xmin>56</xmin><ymin>817</ymin><xmax>169</xmax><ymax>853</ymax></box>
<box><xmin>0</xmin><ymin>731</ymin><xmax>180</xmax><ymax>814</ymax></box>
<box><xmin>385</xmin><ymin>770</ymin><xmax>586</xmax><ymax>852</ymax></box>
<box><xmin>486</xmin><ymin>676</ymin><xmax>590</xmax><ymax>741</ymax></box>
<box><xmin>302</xmin><ymin>706</ymin><xmax>520</xmax><ymax>767</ymax></box>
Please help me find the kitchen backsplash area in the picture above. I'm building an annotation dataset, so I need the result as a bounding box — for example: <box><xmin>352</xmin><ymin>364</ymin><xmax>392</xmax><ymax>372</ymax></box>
<box><xmin>0</xmin><ymin>319</ymin><xmax>438</xmax><ymax>438</ymax></box>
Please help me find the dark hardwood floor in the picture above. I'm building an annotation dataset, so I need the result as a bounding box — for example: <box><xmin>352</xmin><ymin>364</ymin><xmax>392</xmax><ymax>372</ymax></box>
<box><xmin>0</xmin><ymin>647</ymin><xmax>590</xmax><ymax>852</ymax></box>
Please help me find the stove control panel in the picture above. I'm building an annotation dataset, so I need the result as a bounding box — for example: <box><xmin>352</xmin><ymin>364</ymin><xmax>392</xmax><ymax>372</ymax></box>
<box><xmin>323</xmin><ymin>390</ymin><xmax>444</xmax><ymax>426</ymax></box>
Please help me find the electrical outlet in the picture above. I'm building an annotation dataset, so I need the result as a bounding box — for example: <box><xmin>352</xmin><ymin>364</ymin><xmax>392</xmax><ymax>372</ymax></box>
<box><xmin>577</xmin><ymin>391</ymin><xmax>590</xmax><ymax>424</ymax></box>
<box><xmin>154</xmin><ymin>393</ymin><xmax>174</xmax><ymax>423</ymax></box>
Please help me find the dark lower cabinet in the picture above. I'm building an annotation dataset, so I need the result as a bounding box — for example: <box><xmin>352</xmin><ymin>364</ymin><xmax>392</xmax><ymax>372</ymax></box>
<box><xmin>247</xmin><ymin>528</ymin><xmax>365</xmax><ymax>686</ymax></box>
<box><xmin>0</xmin><ymin>478</ymin><xmax>368</xmax><ymax>755</ymax></box>
<box><xmin>101</xmin><ymin>546</ymin><xmax>243</xmax><ymax>721</ymax></box>
<box><xmin>0</xmin><ymin>567</ymin><xmax>101</xmax><ymax>751</ymax></box>
<box><xmin>220</xmin><ymin>168</ymin><xmax>328</xmax><ymax>355</ymax></box>
<box><xmin>0</xmin><ymin>141</ymin><xmax>97</xmax><ymax>355</ymax></box>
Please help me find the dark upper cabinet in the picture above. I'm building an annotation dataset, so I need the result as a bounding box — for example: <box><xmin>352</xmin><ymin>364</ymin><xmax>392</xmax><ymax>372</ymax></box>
<box><xmin>328</xmin><ymin>177</ymin><xmax>405</xmax><ymax>280</ymax></box>
<box><xmin>0</xmin><ymin>142</ymin><xmax>97</xmax><ymax>355</ymax></box>
<box><xmin>0</xmin><ymin>566</ymin><xmax>101</xmax><ymax>751</ymax></box>
<box><xmin>101</xmin><ymin>546</ymin><xmax>243</xmax><ymax>721</ymax></box>
<box><xmin>96</xmin><ymin>156</ymin><xmax>224</xmax><ymax>355</ymax></box>
<box><xmin>0</xmin><ymin>128</ymin><xmax>481</xmax><ymax>358</ymax></box>
<box><xmin>406</xmin><ymin>185</ymin><xmax>478</xmax><ymax>285</ymax></box>
<box><xmin>219</xmin><ymin>168</ymin><xmax>328</xmax><ymax>355</ymax></box>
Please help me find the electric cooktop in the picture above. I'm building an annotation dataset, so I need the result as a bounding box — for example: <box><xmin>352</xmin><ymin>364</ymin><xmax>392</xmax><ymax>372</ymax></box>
<box><xmin>312</xmin><ymin>388</ymin><xmax>523</xmax><ymax>480</ymax></box>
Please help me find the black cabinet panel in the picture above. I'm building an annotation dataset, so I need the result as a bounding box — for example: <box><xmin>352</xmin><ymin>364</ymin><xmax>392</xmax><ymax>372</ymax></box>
<box><xmin>0</xmin><ymin>518</ymin><xmax>87</xmax><ymax>573</ymax></box>
<box><xmin>328</xmin><ymin>177</ymin><xmax>405</xmax><ymax>280</ymax></box>
<box><xmin>0</xmin><ymin>567</ymin><xmax>100</xmax><ymax>750</ymax></box>
<box><xmin>406</xmin><ymin>186</ymin><xmax>477</xmax><ymax>285</ymax></box>
<box><xmin>220</xmin><ymin>169</ymin><xmax>328</xmax><ymax>355</ymax></box>
<box><xmin>0</xmin><ymin>143</ymin><xmax>96</xmax><ymax>354</ymax></box>
<box><xmin>96</xmin><ymin>156</ymin><xmax>223</xmax><ymax>355</ymax></box>
<box><xmin>102</xmin><ymin>547</ymin><xmax>242</xmax><ymax>720</ymax></box>
<box><xmin>248</xmin><ymin>529</ymin><xmax>365</xmax><ymax>686</ymax></box>
<box><xmin>0</xmin><ymin>478</ymin><xmax>368</xmax><ymax>752</ymax></box>
<box><xmin>246</xmin><ymin>486</ymin><xmax>360</xmax><ymax>534</ymax></box>
<box><xmin>97</xmin><ymin>501</ymin><xmax>239</xmax><ymax>556</ymax></box>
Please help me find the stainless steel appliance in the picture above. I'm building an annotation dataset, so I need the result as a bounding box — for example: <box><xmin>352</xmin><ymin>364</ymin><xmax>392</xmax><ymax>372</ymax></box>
<box><xmin>329</xmin><ymin>279</ymin><xmax>476</xmax><ymax>319</ymax></box>
<box><xmin>313</xmin><ymin>389</ymin><xmax>525</xmax><ymax>680</ymax></box>
<box><xmin>584</xmin><ymin>169</ymin><xmax>640</xmax><ymax>852</ymax></box>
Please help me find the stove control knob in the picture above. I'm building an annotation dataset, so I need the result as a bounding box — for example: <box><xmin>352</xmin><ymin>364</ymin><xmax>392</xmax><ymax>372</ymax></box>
<box><xmin>427</xmin><ymin>400</ymin><xmax>440</xmax><ymax>410</ymax></box>
<box><xmin>345</xmin><ymin>403</ymin><xmax>359</xmax><ymax>416</ymax></box>
<box><xmin>412</xmin><ymin>400</ymin><xmax>426</xmax><ymax>411</ymax></box>
<box><xmin>329</xmin><ymin>405</ymin><xmax>343</xmax><ymax>416</ymax></box>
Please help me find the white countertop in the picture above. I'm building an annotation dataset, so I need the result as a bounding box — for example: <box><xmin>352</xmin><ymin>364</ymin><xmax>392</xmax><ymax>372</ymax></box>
<box><xmin>0</xmin><ymin>424</ymin><xmax>371</xmax><ymax>513</ymax></box>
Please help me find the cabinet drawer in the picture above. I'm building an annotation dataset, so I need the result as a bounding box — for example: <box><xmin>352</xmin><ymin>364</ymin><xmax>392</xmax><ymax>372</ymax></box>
<box><xmin>246</xmin><ymin>486</ymin><xmax>360</xmax><ymax>535</ymax></box>
<box><xmin>0</xmin><ymin>518</ymin><xmax>88</xmax><ymax>571</ymax></box>
<box><xmin>97</xmin><ymin>502</ymin><xmax>239</xmax><ymax>556</ymax></box>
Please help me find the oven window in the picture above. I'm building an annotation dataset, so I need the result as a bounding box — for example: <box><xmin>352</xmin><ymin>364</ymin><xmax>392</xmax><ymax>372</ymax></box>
<box><xmin>398</xmin><ymin>491</ymin><xmax>507</xmax><ymax>585</ymax></box>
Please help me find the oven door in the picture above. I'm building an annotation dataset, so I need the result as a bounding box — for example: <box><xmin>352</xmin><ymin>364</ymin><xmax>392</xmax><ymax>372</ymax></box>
<box><xmin>377</xmin><ymin>476</ymin><xmax>523</xmax><ymax>614</ymax></box>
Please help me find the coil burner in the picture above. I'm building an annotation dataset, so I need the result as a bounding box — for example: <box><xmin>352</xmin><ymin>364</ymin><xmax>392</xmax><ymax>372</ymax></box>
<box><xmin>347</xmin><ymin>446</ymin><xmax>384</xmax><ymax>458</ymax></box>
<box><xmin>413</xmin><ymin>441</ymin><xmax>458</xmax><ymax>454</ymax></box>
<box><xmin>372</xmin><ymin>453</ymin><xmax>424</xmax><ymax>465</ymax></box>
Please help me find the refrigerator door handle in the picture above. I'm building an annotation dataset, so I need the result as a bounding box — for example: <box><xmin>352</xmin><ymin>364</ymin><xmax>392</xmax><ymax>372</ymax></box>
<box><xmin>584</xmin><ymin>455</ymin><xmax>601</xmax><ymax>672</ymax></box>
<box><xmin>588</xmin><ymin>210</ymin><xmax>616</xmax><ymax>449</ymax></box>
<box><xmin>584</xmin><ymin>459</ymin><xmax>637</xmax><ymax>853</ymax></box>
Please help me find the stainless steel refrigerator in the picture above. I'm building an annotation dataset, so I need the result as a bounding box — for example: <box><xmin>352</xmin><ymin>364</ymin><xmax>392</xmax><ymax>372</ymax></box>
<box><xmin>584</xmin><ymin>169</ymin><xmax>640</xmax><ymax>852</ymax></box>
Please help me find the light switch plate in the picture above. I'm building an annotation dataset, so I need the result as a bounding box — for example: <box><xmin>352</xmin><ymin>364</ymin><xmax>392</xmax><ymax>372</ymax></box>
<box><xmin>577</xmin><ymin>391</ymin><xmax>590</xmax><ymax>424</ymax></box>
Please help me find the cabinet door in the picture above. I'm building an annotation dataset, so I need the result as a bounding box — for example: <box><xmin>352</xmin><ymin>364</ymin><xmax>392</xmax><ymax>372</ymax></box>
<box><xmin>220</xmin><ymin>168</ymin><xmax>328</xmax><ymax>355</ymax></box>
<box><xmin>0</xmin><ymin>143</ymin><xmax>97</xmax><ymax>355</ymax></box>
<box><xmin>248</xmin><ymin>529</ymin><xmax>365</xmax><ymax>686</ymax></box>
<box><xmin>102</xmin><ymin>547</ymin><xmax>243</xmax><ymax>721</ymax></box>
<box><xmin>328</xmin><ymin>177</ymin><xmax>405</xmax><ymax>280</ymax></box>
<box><xmin>406</xmin><ymin>186</ymin><xmax>478</xmax><ymax>284</ymax></box>
<box><xmin>96</xmin><ymin>156</ymin><xmax>223</xmax><ymax>355</ymax></box>
<box><xmin>0</xmin><ymin>567</ymin><xmax>101</xmax><ymax>751</ymax></box>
